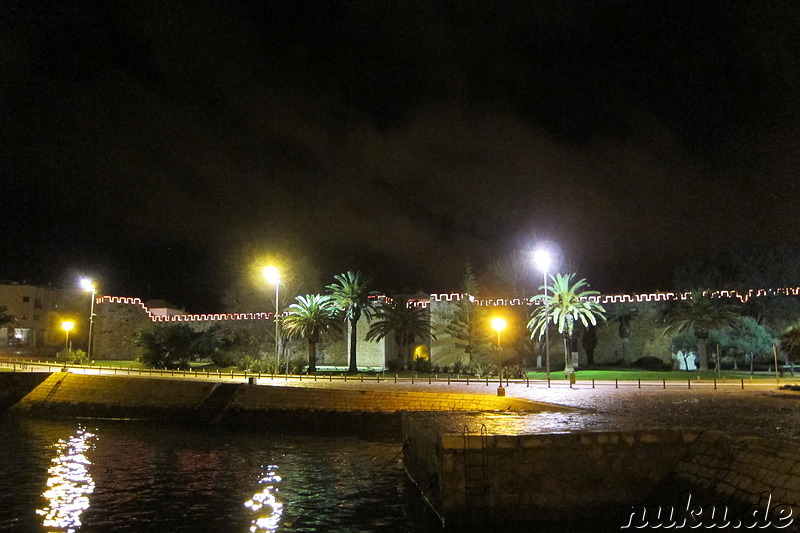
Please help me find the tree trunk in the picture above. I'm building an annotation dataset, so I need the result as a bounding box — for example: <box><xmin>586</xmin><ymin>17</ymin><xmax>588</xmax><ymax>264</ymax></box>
<box><xmin>563</xmin><ymin>335</ymin><xmax>575</xmax><ymax>374</ymax></box>
<box><xmin>621</xmin><ymin>338</ymin><xmax>631</xmax><ymax>366</ymax></box>
<box><xmin>348</xmin><ymin>318</ymin><xmax>358</xmax><ymax>373</ymax></box>
<box><xmin>308</xmin><ymin>340</ymin><xmax>317</xmax><ymax>373</ymax></box>
<box><xmin>697</xmin><ymin>338</ymin><xmax>709</xmax><ymax>371</ymax></box>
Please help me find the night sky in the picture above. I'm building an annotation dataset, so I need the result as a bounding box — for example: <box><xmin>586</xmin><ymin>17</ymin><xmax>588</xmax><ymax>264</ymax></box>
<box><xmin>3</xmin><ymin>1</ymin><xmax>799</xmax><ymax>311</ymax></box>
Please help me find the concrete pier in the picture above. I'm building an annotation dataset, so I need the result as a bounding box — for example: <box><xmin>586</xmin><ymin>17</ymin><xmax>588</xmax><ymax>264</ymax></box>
<box><xmin>401</xmin><ymin>414</ymin><xmax>800</xmax><ymax>529</ymax></box>
<box><xmin>2</xmin><ymin>373</ymin><xmax>565</xmax><ymax>435</ymax></box>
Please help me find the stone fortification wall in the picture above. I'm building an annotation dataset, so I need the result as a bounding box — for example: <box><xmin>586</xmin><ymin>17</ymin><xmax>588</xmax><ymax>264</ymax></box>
<box><xmin>593</xmin><ymin>303</ymin><xmax>673</xmax><ymax>366</ymax></box>
<box><xmin>93</xmin><ymin>297</ymin><xmax>355</xmax><ymax>366</ymax></box>
<box><xmin>93</xmin><ymin>288</ymin><xmax>800</xmax><ymax>369</ymax></box>
<box><xmin>93</xmin><ymin>298</ymin><xmax>152</xmax><ymax>360</ymax></box>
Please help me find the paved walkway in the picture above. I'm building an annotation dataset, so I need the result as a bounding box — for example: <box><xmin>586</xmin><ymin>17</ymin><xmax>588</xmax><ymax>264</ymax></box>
<box><xmin>3</xmin><ymin>359</ymin><xmax>799</xmax><ymax>440</ymax></box>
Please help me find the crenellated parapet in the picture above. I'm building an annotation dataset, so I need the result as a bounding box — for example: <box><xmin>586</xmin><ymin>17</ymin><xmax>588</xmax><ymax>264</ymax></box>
<box><xmin>97</xmin><ymin>286</ymin><xmax>800</xmax><ymax>324</ymax></box>
<box><xmin>97</xmin><ymin>296</ymin><xmax>277</xmax><ymax>323</ymax></box>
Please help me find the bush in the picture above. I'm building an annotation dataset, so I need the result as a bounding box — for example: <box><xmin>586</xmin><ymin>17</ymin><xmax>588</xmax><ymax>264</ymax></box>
<box><xmin>633</xmin><ymin>356</ymin><xmax>670</xmax><ymax>370</ymax></box>
<box><xmin>285</xmin><ymin>356</ymin><xmax>307</xmax><ymax>375</ymax></box>
<box><xmin>502</xmin><ymin>363</ymin><xmax>525</xmax><ymax>379</ymax></box>
<box><xmin>412</xmin><ymin>357</ymin><xmax>432</xmax><ymax>374</ymax></box>
<box><xmin>237</xmin><ymin>356</ymin><xmax>281</xmax><ymax>374</ymax></box>
<box><xmin>56</xmin><ymin>349</ymin><xmax>89</xmax><ymax>365</ymax></box>
<box><xmin>212</xmin><ymin>350</ymin><xmax>243</xmax><ymax>368</ymax></box>
<box><xmin>468</xmin><ymin>361</ymin><xmax>499</xmax><ymax>377</ymax></box>
<box><xmin>130</xmin><ymin>324</ymin><xmax>202</xmax><ymax>369</ymax></box>
<box><xmin>386</xmin><ymin>359</ymin><xmax>403</xmax><ymax>372</ymax></box>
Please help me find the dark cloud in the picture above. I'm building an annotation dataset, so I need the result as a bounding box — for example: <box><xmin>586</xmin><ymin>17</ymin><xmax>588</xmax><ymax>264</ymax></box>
<box><xmin>2</xmin><ymin>0</ymin><xmax>799</xmax><ymax>310</ymax></box>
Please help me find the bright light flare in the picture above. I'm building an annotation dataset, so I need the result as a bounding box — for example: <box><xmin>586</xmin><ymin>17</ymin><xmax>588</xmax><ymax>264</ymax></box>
<box><xmin>491</xmin><ymin>317</ymin><xmax>507</xmax><ymax>333</ymax></box>
<box><xmin>61</xmin><ymin>321</ymin><xmax>75</xmax><ymax>332</ymax></box>
<box><xmin>533</xmin><ymin>249</ymin><xmax>551</xmax><ymax>272</ymax></box>
<box><xmin>262</xmin><ymin>266</ymin><xmax>280</xmax><ymax>285</ymax></box>
<box><xmin>79</xmin><ymin>278</ymin><xmax>95</xmax><ymax>292</ymax></box>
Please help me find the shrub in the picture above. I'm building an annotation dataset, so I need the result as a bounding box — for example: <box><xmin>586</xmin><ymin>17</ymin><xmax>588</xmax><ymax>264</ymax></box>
<box><xmin>386</xmin><ymin>359</ymin><xmax>402</xmax><ymax>372</ymax></box>
<box><xmin>56</xmin><ymin>349</ymin><xmax>89</xmax><ymax>365</ymax></box>
<box><xmin>502</xmin><ymin>363</ymin><xmax>525</xmax><ymax>379</ymax></box>
<box><xmin>634</xmin><ymin>356</ymin><xmax>670</xmax><ymax>370</ymax></box>
<box><xmin>412</xmin><ymin>357</ymin><xmax>432</xmax><ymax>374</ymax></box>
<box><xmin>212</xmin><ymin>350</ymin><xmax>242</xmax><ymax>368</ymax></box>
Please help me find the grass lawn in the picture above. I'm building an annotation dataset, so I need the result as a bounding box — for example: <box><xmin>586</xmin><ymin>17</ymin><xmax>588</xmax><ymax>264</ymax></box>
<box><xmin>524</xmin><ymin>368</ymin><xmax>793</xmax><ymax>381</ymax></box>
<box><xmin>85</xmin><ymin>360</ymin><xmax>798</xmax><ymax>382</ymax></box>
<box><xmin>93</xmin><ymin>360</ymin><xmax>145</xmax><ymax>368</ymax></box>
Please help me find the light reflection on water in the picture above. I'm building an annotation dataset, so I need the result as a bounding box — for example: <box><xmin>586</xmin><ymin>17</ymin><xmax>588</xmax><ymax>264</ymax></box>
<box><xmin>245</xmin><ymin>464</ymin><xmax>283</xmax><ymax>531</ymax></box>
<box><xmin>35</xmin><ymin>427</ymin><xmax>96</xmax><ymax>532</ymax></box>
<box><xmin>0</xmin><ymin>418</ymin><xmax>442</xmax><ymax>532</ymax></box>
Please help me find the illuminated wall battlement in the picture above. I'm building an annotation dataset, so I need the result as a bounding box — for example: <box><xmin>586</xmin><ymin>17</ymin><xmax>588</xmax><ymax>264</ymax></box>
<box><xmin>97</xmin><ymin>296</ymin><xmax>278</xmax><ymax>323</ymax></box>
<box><xmin>98</xmin><ymin>287</ymin><xmax>800</xmax><ymax>324</ymax></box>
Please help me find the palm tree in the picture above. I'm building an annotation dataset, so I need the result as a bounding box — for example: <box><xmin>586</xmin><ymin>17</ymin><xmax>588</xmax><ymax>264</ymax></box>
<box><xmin>366</xmin><ymin>297</ymin><xmax>436</xmax><ymax>368</ymax></box>
<box><xmin>282</xmin><ymin>294</ymin><xmax>341</xmax><ymax>373</ymax></box>
<box><xmin>327</xmin><ymin>271</ymin><xmax>379</xmax><ymax>373</ymax></box>
<box><xmin>779</xmin><ymin>324</ymin><xmax>800</xmax><ymax>364</ymax></box>
<box><xmin>608</xmin><ymin>304</ymin><xmax>639</xmax><ymax>366</ymax></box>
<box><xmin>527</xmin><ymin>273</ymin><xmax>606</xmax><ymax>374</ymax></box>
<box><xmin>0</xmin><ymin>306</ymin><xmax>17</xmax><ymax>345</ymax></box>
<box><xmin>663</xmin><ymin>291</ymin><xmax>739</xmax><ymax>371</ymax></box>
<box><xmin>0</xmin><ymin>306</ymin><xmax>16</xmax><ymax>328</ymax></box>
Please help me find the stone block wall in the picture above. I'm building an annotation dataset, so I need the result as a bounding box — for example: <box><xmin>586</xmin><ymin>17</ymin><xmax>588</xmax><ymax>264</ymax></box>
<box><xmin>671</xmin><ymin>431</ymin><xmax>800</xmax><ymax>510</ymax></box>
<box><xmin>402</xmin><ymin>419</ymin><xmax>800</xmax><ymax>528</ymax></box>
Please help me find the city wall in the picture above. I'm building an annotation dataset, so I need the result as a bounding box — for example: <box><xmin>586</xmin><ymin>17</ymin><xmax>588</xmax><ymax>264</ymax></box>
<box><xmin>93</xmin><ymin>288</ymin><xmax>800</xmax><ymax>370</ymax></box>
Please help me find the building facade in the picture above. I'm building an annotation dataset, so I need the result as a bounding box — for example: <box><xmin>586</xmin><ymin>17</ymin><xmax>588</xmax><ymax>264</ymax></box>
<box><xmin>0</xmin><ymin>281</ymin><xmax>90</xmax><ymax>354</ymax></box>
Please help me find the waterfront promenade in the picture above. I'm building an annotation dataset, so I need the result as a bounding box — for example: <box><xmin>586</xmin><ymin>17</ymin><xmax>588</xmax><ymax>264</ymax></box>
<box><xmin>2</xmin><ymin>358</ymin><xmax>798</xmax><ymax>440</ymax></box>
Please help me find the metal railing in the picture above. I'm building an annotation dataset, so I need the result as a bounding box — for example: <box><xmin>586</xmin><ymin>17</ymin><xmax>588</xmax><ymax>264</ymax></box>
<box><xmin>0</xmin><ymin>357</ymin><xmax>796</xmax><ymax>391</ymax></box>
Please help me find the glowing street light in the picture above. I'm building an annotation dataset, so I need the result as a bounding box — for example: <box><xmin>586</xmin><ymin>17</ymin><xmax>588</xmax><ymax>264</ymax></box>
<box><xmin>79</xmin><ymin>278</ymin><xmax>96</xmax><ymax>360</ymax></box>
<box><xmin>491</xmin><ymin>317</ymin><xmax>507</xmax><ymax>397</ymax></box>
<box><xmin>61</xmin><ymin>321</ymin><xmax>75</xmax><ymax>352</ymax></box>
<box><xmin>533</xmin><ymin>248</ymin><xmax>552</xmax><ymax>382</ymax></box>
<box><xmin>262</xmin><ymin>266</ymin><xmax>281</xmax><ymax>369</ymax></box>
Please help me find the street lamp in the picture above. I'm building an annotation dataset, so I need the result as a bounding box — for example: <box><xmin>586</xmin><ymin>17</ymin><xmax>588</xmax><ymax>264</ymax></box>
<box><xmin>491</xmin><ymin>317</ymin><xmax>507</xmax><ymax>397</ymax></box>
<box><xmin>79</xmin><ymin>278</ymin><xmax>96</xmax><ymax>360</ymax></box>
<box><xmin>533</xmin><ymin>249</ymin><xmax>551</xmax><ymax>382</ymax></box>
<box><xmin>262</xmin><ymin>266</ymin><xmax>281</xmax><ymax>371</ymax></box>
<box><xmin>61</xmin><ymin>321</ymin><xmax>74</xmax><ymax>352</ymax></box>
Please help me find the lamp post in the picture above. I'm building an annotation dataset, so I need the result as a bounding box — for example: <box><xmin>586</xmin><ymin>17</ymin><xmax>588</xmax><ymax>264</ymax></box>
<box><xmin>491</xmin><ymin>317</ymin><xmax>507</xmax><ymax>397</ymax></box>
<box><xmin>61</xmin><ymin>321</ymin><xmax>74</xmax><ymax>352</ymax></box>
<box><xmin>263</xmin><ymin>266</ymin><xmax>281</xmax><ymax>371</ymax></box>
<box><xmin>533</xmin><ymin>249</ymin><xmax>551</xmax><ymax>381</ymax></box>
<box><xmin>79</xmin><ymin>278</ymin><xmax>96</xmax><ymax>360</ymax></box>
